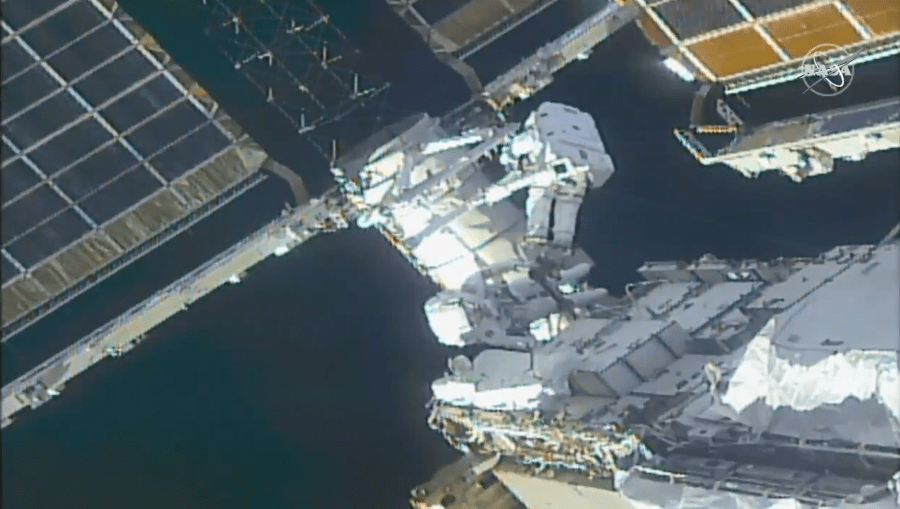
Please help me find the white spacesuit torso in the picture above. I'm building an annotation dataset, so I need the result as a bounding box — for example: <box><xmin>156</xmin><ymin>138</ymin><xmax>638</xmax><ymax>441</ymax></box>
<box><xmin>499</xmin><ymin>102</ymin><xmax>614</xmax><ymax>249</ymax></box>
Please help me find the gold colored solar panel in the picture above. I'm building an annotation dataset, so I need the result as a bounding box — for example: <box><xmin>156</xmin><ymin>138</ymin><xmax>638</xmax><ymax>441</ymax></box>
<box><xmin>630</xmin><ymin>0</ymin><xmax>900</xmax><ymax>89</ymax></box>
<box><xmin>764</xmin><ymin>4</ymin><xmax>862</xmax><ymax>58</ymax></box>
<box><xmin>845</xmin><ymin>0</ymin><xmax>900</xmax><ymax>36</ymax></box>
<box><xmin>637</xmin><ymin>14</ymin><xmax>670</xmax><ymax>47</ymax></box>
<box><xmin>689</xmin><ymin>27</ymin><xmax>783</xmax><ymax>78</ymax></box>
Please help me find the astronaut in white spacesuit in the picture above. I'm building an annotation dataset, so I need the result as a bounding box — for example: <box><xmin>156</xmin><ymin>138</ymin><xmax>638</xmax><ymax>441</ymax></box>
<box><xmin>384</xmin><ymin>102</ymin><xmax>614</xmax><ymax>255</ymax></box>
<box><xmin>420</xmin><ymin>104</ymin><xmax>615</xmax><ymax>348</ymax></box>
<box><xmin>497</xmin><ymin>102</ymin><xmax>615</xmax><ymax>251</ymax></box>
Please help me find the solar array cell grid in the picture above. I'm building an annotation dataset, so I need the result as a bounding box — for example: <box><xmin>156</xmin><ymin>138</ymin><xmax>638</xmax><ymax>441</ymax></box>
<box><xmin>655</xmin><ymin>0</ymin><xmax>744</xmax><ymax>40</ymax></box>
<box><xmin>2</xmin><ymin>184</ymin><xmax>68</xmax><ymax>244</ymax></box>
<box><xmin>764</xmin><ymin>4</ymin><xmax>862</xmax><ymax>58</ymax></box>
<box><xmin>100</xmin><ymin>74</ymin><xmax>182</xmax><ymax>134</ymax></box>
<box><xmin>636</xmin><ymin>13</ymin><xmax>671</xmax><ymax>47</ymax></box>
<box><xmin>2</xmin><ymin>67</ymin><xmax>59</xmax><ymax>119</ymax></box>
<box><xmin>49</xmin><ymin>31</ymin><xmax>127</xmax><ymax>87</ymax></box>
<box><xmin>81</xmin><ymin>166</ymin><xmax>162</xmax><ymax>224</ymax></box>
<box><xmin>688</xmin><ymin>27</ymin><xmax>783</xmax><ymax>78</ymax></box>
<box><xmin>1</xmin><ymin>158</ymin><xmax>41</xmax><ymax>205</ymax></box>
<box><xmin>1</xmin><ymin>0</ymin><xmax>232</xmax><ymax>278</ymax></box>
<box><xmin>54</xmin><ymin>144</ymin><xmax>139</xmax><ymax>202</ymax></box>
<box><xmin>8</xmin><ymin>208</ymin><xmax>93</xmax><ymax>268</ymax></box>
<box><xmin>845</xmin><ymin>0</ymin><xmax>900</xmax><ymax>36</ymax></box>
<box><xmin>0</xmin><ymin>37</ymin><xmax>33</xmax><ymax>79</ymax></box>
<box><xmin>75</xmin><ymin>50</ymin><xmax>158</xmax><ymax>107</ymax></box>
<box><xmin>29</xmin><ymin>120</ymin><xmax>113</xmax><ymax>176</ymax></box>
<box><xmin>149</xmin><ymin>124</ymin><xmax>232</xmax><ymax>182</ymax></box>
<box><xmin>638</xmin><ymin>0</ymin><xmax>900</xmax><ymax>85</ymax></box>
<box><xmin>1</xmin><ymin>255</ymin><xmax>19</xmax><ymax>285</ymax></box>
<box><xmin>740</xmin><ymin>0</ymin><xmax>809</xmax><ymax>18</ymax></box>
<box><xmin>127</xmin><ymin>101</ymin><xmax>208</xmax><ymax>160</ymax></box>
<box><xmin>4</xmin><ymin>0</ymin><xmax>77</xmax><ymax>37</ymax></box>
<box><xmin>6</xmin><ymin>93</ymin><xmax>87</xmax><ymax>149</ymax></box>
<box><xmin>1</xmin><ymin>0</ymin><xmax>277</xmax><ymax>338</ymax></box>
<box><xmin>17</xmin><ymin>0</ymin><xmax>107</xmax><ymax>57</ymax></box>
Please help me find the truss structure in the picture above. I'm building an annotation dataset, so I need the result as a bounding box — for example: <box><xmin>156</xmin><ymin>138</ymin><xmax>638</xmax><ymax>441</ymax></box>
<box><xmin>202</xmin><ymin>0</ymin><xmax>389</xmax><ymax>155</ymax></box>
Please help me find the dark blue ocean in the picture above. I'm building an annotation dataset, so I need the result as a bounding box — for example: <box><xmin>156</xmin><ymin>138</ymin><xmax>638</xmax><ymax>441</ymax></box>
<box><xmin>3</xmin><ymin>1</ymin><xmax>898</xmax><ymax>508</ymax></box>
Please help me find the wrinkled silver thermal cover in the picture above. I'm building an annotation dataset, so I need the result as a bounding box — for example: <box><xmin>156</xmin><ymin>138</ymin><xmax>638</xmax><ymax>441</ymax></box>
<box><xmin>716</xmin><ymin>242</ymin><xmax>900</xmax><ymax>446</ymax></box>
<box><xmin>418</xmin><ymin>235</ymin><xmax>900</xmax><ymax>507</ymax></box>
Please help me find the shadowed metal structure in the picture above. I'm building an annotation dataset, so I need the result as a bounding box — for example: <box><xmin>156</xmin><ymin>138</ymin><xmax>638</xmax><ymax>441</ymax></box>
<box><xmin>628</xmin><ymin>0</ymin><xmax>900</xmax><ymax>92</ymax></box>
<box><xmin>1</xmin><ymin>0</ymin><xmax>274</xmax><ymax>341</ymax></box>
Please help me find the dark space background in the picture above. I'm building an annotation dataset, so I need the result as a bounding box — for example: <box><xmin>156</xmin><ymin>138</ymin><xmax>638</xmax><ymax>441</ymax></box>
<box><xmin>2</xmin><ymin>0</ymin><xmax>898</xmax><ymax>508</ymax></box>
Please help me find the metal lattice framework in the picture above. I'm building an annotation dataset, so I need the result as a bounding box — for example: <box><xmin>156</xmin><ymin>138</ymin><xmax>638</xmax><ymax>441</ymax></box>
<box><xmin>202</xmin><ymin>0</ymin><xmax>389</xmax><ymax>155</ymax></box>
<box><xmin>1</xmin><ymin>0</ymin><xmax>272</xmax><ymax>341</ymax></box>
<box><xmin>630</xmin><ymin>0</ymin><xmax>900</xmax><ymax>93</ymax></box>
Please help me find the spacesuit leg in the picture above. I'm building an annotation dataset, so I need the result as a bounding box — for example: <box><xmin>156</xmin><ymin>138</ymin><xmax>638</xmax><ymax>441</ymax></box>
<box><xmin>550</xmin><ymin>176</ymin><xmax>589</xmax><ymax>249</ymax></box>
<box><xmin>525</xmin><ymin>185</ymin><xmax>554</xmax><ymax>243</ymax></box>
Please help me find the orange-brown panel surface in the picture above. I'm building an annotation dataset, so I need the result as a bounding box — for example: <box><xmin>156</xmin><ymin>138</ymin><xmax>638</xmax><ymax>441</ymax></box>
<box><xmin>845</xmin><ymin>0</ymin><xmax>900</xmax><ymax>36</ymax></box>
<box><xmin>636</xmin><ymin>13</ymin><xmax>670</xmax><ymax>47</ymax></box>
<box><xmin>764</xmin><ymin>4</ymin><xmax>862</xmax><ymax>58</ymax></box>
<box><xmin>435</xmin><ymin>0</ymin><xmax>538</xmax><ymax>48</ymax></box>
<box><xmin>689</xmin><ymin>27</ymin><xmax>782</xmax><ymax>78</ymax></box>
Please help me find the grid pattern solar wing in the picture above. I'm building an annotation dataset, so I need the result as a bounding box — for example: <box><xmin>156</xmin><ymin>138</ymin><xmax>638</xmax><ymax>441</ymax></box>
<box><xmin>1</xmin><ymin>0</ymin><xmax>270</xmax><ymax>339</ymax></box>
<box><xmin>632</xmin><ymin>0</ymin><xmax>900</xmax><ymax>91</ymax></box>
<box><xmin>655</xmin><ymin>0</ymin><xmax>743</xmax><ymax>40</ymax></box>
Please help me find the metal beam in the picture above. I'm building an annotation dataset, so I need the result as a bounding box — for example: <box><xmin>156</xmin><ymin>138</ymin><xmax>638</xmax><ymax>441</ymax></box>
<box><xmin>2</xmin><ymin>187</ymin><xmax>349</xmax><ymax>427</ymax></box>
<box><xmin>691</xmin><ymin>97</ymin><xmax>900</xmax><ymax>181</ymax></box>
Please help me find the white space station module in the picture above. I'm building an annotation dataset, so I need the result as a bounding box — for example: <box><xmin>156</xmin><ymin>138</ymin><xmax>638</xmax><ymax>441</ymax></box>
<box><xmin>331</xmin><ymin>100</ymin><xmax>900</xmax><ymax>509</ymax></box>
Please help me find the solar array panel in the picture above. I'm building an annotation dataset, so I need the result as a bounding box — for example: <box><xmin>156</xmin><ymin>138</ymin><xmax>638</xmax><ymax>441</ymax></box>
<box><xmin>1</xmin><ymin>0</ymin><xmax>270</xmax><ymax>339</ymax></box>
<box><xmin>631</xmin><ymin>0</ymin><xmax>900</xmax><ymax>91</ymax></box>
